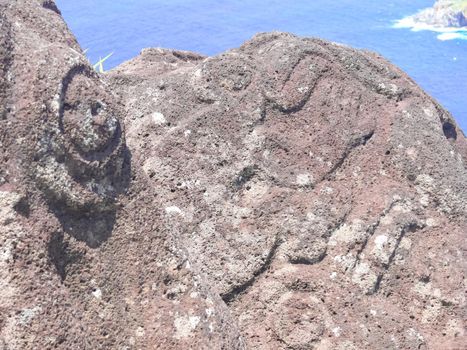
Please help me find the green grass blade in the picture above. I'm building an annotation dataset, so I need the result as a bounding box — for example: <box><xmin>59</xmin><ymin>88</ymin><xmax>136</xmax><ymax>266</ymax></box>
<box><xmin>92</xmin><ymin>52</ymin><xmax>114</xmax><ymax>73</ymax></box>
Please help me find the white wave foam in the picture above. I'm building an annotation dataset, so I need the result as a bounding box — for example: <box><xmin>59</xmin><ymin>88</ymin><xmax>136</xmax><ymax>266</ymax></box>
<box><xmin>393</xmin><ymin>15</ymin><xmax>467</xmax><ymax>41</ymax></box>
<box><xmin>437</xmin><ymin>31</ymin><xmax>467</xmax><ymax>40</ymax></box>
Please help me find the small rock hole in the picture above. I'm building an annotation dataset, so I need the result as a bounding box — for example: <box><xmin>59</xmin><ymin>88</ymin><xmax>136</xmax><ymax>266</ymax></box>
<box><xmin>442</xmin><ymin>121</ymin><xmax>457</xmax><ymax>140</ymax></box>
<box><xmin>90</xmin><ymin>101</ymin><xmax>102</xmax><ymax>117</ymax></box>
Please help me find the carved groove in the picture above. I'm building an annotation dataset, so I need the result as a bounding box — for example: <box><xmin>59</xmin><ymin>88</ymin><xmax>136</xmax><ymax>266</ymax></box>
<box><xmin>373</xmin><ymin>222</ymin><xmax>422</xmax><ymax>294</ymax></box>
<box><xmin>221</xmin><ymin>234</ymin><xmax>283</xmax><ymax>304</ymax></box>
<box><xmin>323</xmin><ymin>130</ymin><xmax>375</xmax><ymax>182</ymax></box>
<box><xmin>350</xmin><ymin>200</ymin><xmax>401</xmax><ymax>271</ymax></box>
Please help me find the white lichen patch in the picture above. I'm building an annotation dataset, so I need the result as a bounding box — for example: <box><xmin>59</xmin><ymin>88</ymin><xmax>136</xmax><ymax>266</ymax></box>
<box><xmin>352</xmin><ymin>261</ymin><xmax>378</xmax><ymax>292</ymax></box>
<box><xmin>419</xmin><ymin>194</ymin><xmax>430</xmax><ymax>207</ymax></box>
<box><xmin>230</xmin><ymin>205</ymin><xmax>253</xmax><ymax>227</ymax></box>
<box><xmin>0</xmin><ymin>241</ymin><xmax>12</xmax><ymax>262</ymax></box>
<box><xmin>243</xmin><ymin>129</ymin><xmax>265</xmax><ymax>153</ymax></box>
<box><xmin>392</xmin><ymin>201</ymin><xmax>413</xmax><ymax>213</ymax></box>
<box><xmin>128</xmin><ymin>336</ymin><xmax>136</xmax><ymax>346</ymax></box>
<box><xmin>333</xmin><ymin>253</ymin><xmax>357</xmax><ymax>271</ymax></box>
<box><xmin>380</xmin><ymin>214</ymin><xmax>393</xmax><ymax>226</ymax></box>
<box><xmin>50</xmin><ymin>93</ymin><xmax>61</xmax><ymax>114</ymax></box>
<box><xmin>92</xmin><ymin>288</ymin><xmax>102</xmax><ymax>299</ymax></box>
<box><xmin>165</xmin><ymin>206</ymin><xmax>183</xmax><ymax>216</ymax></box>
<box><xmin>0</xmin><ymin>191</ymin><xmax>25</xmax><ymax>314</ymax></box>
<box><xmin>241</xmin><ymin>181</ymin><xmax>269</xmax><ymax>205</ymax></box>
<box><xmin>193</xmin><ymin>68</ymin><xmax>202</xmax><ymax>78</ymax></box>
<box><xmin>135</xmin><ymin>326</ymin><xmax>145</xmax><ymax>337</ymax></box>
<box><xmin>378</xmin><ymin>82</ymin><xmax>399</xmax><ymax>95</ymax></box>
<box><xmin>423</xmin><ymin>107</ymin><xmax>434</xmax><ymax>118</ymax></box>
<box><xmin>416</xmin><ymin>174</ymin><xmax>435</xmax><ymax>187</ymax></box>
<box><xmin>406</xmin><ymin>328</ymin><xmax>424</xmax><ymax>343</ymax></box>
<box><xmin>443</xmin><ymin>319</ymin><xmax>465</xmax><ymax>338</ymax></box>
<box><xmin>19</xmin><ymin>306</ymin><xmax>41</xmax><ymax>326</ymax></box>
<box><xmin>406</xmin><ymin>147</ymin><xmax>418</xmax><ymax>161</ymax></box>
<box><xmin>421</xmin><ymin>300</ymin><xmax>442</xmax><ymax>324</ymax></box>
<box><xmin>371</xmin><ymin>233</ymin><xmax>396</xmax><ymax>265</ymax></box>
<box><xmin>296</xmin><ymin>173</ymin><xmax>313</xmax><ymax>187</ymax></box>
<box><xmin>306</xmin><ymin>212</ymin><xmax>317</xmax><ymax>222</ymax></box>
<box><xmin>399</xmin><ymin>237</ymin><xmax>412</xmax><ymax>250</ymax></box>
<box><xmin>320</xmin><ymin>186</ymin><xmax>334</xmax><ymax>195</ymax></box>
<box><xmin>0</xmin><ymin>191</ymin><xmax>22</xmax><ymax>225</ymax></box>
<box><xmin>173</xmin><ymin>315</ymin><xmax>201</xmax><ymax>339</ymax></box>
<box><xmin>374</xmin><ymin>235</ymin><xmax>388</xmax><ymax>250</ymax></box>
<box><xmin>413</xmin><ymin>280</ymin><xmax>443</xmax><ymax>300</ymax></box>
<box><xmin>389</xmin><ymin>84</ymin><xmax>398</xmax><ymax>93</ymax></box>
<box><xmin>205</xmin><ymin>308</ymin><xmax>214</xmax><ymax>318</ymax></box>
<box><xmin>328</xmin><ymin>220</ymin><xmax>365</xmax><ymax>246</ymax></box>
<box><xmin>152</xmin><ymin>112</ymin><xmax>167</xmax><ymax>125</ymax></box>
<box><xmin>425</xmin><ymin>218</ymin><xmax>438</xmax><ymax>227</ymax></box>
<box><xmin>332</xmin><ymin>327</ymin><xmax>342</xmax><ymax>337</ymax></box>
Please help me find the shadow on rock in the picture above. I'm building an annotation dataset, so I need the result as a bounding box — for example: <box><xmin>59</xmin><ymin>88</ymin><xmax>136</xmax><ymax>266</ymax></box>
<box><xmin>49</xmin><ymin>145</ymin><xmax>132</xmax><ymax>249</ymax></box>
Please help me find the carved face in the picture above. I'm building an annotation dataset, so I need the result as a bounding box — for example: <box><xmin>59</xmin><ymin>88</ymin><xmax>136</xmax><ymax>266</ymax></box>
<box><xmin>34</xmin><ymin>64</ymin><xmax>129</xmax><ymax>213</ymax></box>
<box><xmin>61</xmin><ymin>70</ymin><xmax>119</xmax><ymax>156</ymax></box>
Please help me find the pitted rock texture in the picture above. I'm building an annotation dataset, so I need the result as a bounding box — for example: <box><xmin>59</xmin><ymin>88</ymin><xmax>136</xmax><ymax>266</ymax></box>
<box><xmin>1</xmin><ymin>0</ymin><xmax>467</xmax><ymax>349</ymax></box>
<box><xmin>0</xmin><ymin>1</ymin><xmax>243</xmax><ymax>349</ymax></box>
<box><xmin>108</xmin><ymin>34</ymin><xmax>467</xmax><ymax>349</ymax></box>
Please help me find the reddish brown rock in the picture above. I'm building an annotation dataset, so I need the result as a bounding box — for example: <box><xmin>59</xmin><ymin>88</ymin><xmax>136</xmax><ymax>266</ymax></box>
<box><xmin>0</xmin><ymin>1</ymin><xmax>243</xmax><ymax>349</ymax></box>
<box><xmin>108</xmin><ymin>34</ymin><xmax>467</xmax><ymax>349</ymax></box>
<box><xmin>1</xmin><ymin>0</ymin><xmax>466</xmax><ymax>349</ymax></box>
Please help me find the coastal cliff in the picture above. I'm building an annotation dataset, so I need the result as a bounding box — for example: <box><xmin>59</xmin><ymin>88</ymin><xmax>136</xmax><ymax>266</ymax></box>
<box><xmin>412</xmin><ymin>0</ymin><xmax>467</xmax><ymax>28</ymax></box>
<box><xmin>1</xmin><ymin>0</ymin><xmax>467</xmax><ymax>349</ymax></box>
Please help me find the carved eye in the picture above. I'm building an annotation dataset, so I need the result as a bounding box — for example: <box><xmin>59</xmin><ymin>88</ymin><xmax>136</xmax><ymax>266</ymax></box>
<box><xmin>90</xmin><ymin>101</ymin><xmax>103</xmax><ymax>117</ymax></box>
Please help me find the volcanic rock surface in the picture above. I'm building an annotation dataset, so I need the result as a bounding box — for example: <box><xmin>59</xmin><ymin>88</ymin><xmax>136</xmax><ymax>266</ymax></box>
<box><xmin>1</xmin><ymin>1</ymin><xmax>467</xmax><ymax>349</ymax></box>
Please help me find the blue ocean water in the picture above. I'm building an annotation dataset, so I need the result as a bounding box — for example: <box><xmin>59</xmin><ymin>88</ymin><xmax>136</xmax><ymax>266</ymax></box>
<box><xmin>55</xmin><ymin>0</ymin><xmax>466</xmax><ymax>132</ymax></box>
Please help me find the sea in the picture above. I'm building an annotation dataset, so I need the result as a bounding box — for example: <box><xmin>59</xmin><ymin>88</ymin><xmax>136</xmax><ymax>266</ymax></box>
<box><xmin>55</xmin><ymin>0</ymin><xmax>466</xmax><ymax>132</ymax></box>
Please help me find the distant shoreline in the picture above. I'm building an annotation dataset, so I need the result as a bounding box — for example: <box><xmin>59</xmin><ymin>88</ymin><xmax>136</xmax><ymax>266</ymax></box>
<box><xmin>394</xmin><ymin>0</ymin><xmax>467</xmax><ymax>41</ymax></box>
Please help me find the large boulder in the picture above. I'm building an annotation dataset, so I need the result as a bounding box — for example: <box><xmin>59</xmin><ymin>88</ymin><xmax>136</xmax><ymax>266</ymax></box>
<box><xmin>0</xmin><ymin>1</ymin><xmax>243</xmax><ymax>349</ymax></box>
<box><xmin>1</xmin><ymin>0</ymin><xmax>466</xmax><ymax>349</ymax></box>
<box><xmin>108</xmin><ymin>32</ymin><xmax>467</xmax><ymax>349</ymax></box>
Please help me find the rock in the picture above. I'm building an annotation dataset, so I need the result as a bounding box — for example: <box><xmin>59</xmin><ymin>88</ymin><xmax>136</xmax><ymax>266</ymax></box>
<box><xmin>411</xmin><ymin>0</ymin><xmax>467</xmax><ymax>28</ymax></box>
<box><xmin>108</xmin><ymin>31</ymin><xmax>467</xmax><ymax>349</ymax></box>
<box><xmin>1</xmin><ymin>0</ymin><xmax>467</xmax><ymax>349</ymax></box>
<box><xmin>0</xmin><ymin>1</ymin><xmax>243</xmax><ymax>349</ymax></box>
